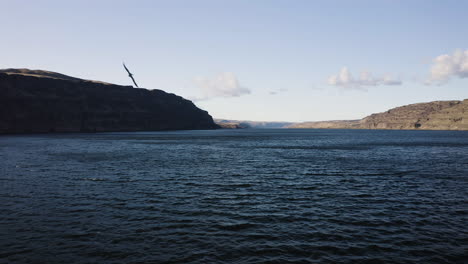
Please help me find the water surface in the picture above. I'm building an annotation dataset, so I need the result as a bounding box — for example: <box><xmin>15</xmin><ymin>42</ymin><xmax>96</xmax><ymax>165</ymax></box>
<box><xmin>1</xmin><ymin>129</ymin><xmax>467</xmax><ymax>263</ymax></box>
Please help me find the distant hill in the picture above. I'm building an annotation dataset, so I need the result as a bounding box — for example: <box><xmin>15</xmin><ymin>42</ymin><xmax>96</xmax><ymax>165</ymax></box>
<box><xmin>289</xmin><ymin>120</ymin><xmax>361</xmax><ymax>129</ymax></box>
<box><xmin>215</xmin><ymin>119</ymin><xmax>293</xmax><ymax>129</ymax></box>
<box><xmin>0</xmin><ymin>68</ymin><xmax>218</xmax><ymax>133</ymax></box>
<box><xmin>289</xmin><ymin>100</ymin><xmax>468</xmax><ymax>130</ymax></box>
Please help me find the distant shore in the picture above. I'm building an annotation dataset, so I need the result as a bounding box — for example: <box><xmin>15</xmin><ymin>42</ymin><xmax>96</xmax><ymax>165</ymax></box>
<box><xmin>216</xmin><ymin>100</ymin><xmax>468</xmax><ymax>131</ymax></box>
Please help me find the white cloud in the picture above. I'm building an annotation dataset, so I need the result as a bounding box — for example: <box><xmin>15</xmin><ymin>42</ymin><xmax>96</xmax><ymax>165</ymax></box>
<box><xmin>192</xmin><ymin>72</ymin><xmax>250</xmax><ymax>101</ymax></box>
<box><xmin>328</xmin><ymin>67</ymin><xmax>402</xmax><ymax>90</ymax></box>
<box><xmin>426</xmin><ymin>49</ymin><xmax>468</xmax><ymax>85</ymax></box>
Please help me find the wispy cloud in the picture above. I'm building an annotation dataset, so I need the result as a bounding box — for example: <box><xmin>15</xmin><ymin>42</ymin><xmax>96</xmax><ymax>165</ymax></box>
<box><xmin>425</xmin><ymin>49</ymin><xmax>468</xmax><ymax>85</ymax></box>
<box><xmin>192</xmin><ymin>72</ymin><xmax>250</xmax><ymax>101</ymax></box>
<box><xmin>328</xmin><ymin>67</ymin><xmax>402</xmax><ymax>90</ymax></box>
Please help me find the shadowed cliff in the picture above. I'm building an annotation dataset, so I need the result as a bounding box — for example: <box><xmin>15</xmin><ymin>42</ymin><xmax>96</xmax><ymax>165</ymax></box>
<box><xmin>0</xmin><ymin>69</ymin><xmax>219</xmax><ymax>134</ymax></box>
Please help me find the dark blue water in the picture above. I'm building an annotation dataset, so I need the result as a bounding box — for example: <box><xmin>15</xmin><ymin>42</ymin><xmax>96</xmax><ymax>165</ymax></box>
<box><xmin>1</xmin><ymin>129</ymin><xmax>467</xmax><ymax>263</ymax></box>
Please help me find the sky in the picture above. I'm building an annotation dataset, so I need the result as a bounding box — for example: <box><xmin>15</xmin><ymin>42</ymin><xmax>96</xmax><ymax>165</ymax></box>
<box><xmin>1</xmin><ymin>0</ymin><xmax>467</xmax><ymax>122</ymax></box>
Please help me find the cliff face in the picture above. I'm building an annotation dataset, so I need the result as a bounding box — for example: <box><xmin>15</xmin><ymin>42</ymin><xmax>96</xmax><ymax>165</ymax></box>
<box><xmin>419</xmin><ymin>100</ymin><xmax>468</xmax><ymax>130</ymax></box>
<box><xmin>358</xmin><ymin>101</ymin><xmax>464</xmax><ymax>130</ymax></box>
<box><xmin>0</xmin><ymin>69</ymin><xmax>218</xmax><ymax>134</ymax></box>
<box><xmin>289</xmin><ymin>100</ymin><xmax>468</xmax><ymax>130</ymax></box>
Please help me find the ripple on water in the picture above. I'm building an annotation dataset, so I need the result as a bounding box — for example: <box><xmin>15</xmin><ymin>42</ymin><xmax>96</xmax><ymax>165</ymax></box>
<box><xmin>0</xmin><ymin>129</ymin><xmax>467</xmax><ymax>263</ymax></box>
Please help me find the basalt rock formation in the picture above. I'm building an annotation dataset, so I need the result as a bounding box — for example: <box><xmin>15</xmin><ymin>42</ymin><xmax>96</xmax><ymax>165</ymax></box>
<box><xmin>0</xmin><ymin>69</ymin><xmax>219</xmax><ymax>134</ymax></box>
<box><xmin>289</xmin><ymin>100</ymin><xmax>468</xmax><ymax>130</ymax></box>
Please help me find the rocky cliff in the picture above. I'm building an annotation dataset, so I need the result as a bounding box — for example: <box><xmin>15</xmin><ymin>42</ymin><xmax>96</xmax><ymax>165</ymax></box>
<box><xmin>289</xmin><ymin>100</ymin><xmax>468</xmax><ymax>130</ymax></box>
<box><xmin>0</xmin><ymin>69</ymin><xmax>219</xmax><ymax>134</ymax></box>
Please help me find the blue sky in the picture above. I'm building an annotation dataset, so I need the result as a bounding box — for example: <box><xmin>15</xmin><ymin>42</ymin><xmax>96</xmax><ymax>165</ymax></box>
<box><xmin>2</xmin><ymin>0</ymin><xmax>467</xmax><ymax>121</ymax></box>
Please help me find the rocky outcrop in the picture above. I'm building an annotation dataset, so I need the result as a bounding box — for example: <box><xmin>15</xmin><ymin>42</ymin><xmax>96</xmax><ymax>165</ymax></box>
<box><xmin>358</xmin><ymin>101</ymin><xmax>464</xmax><ymax>130</ymax></box>
<box><xmin>422</xmin><ymin>100</ymin><xmax>468</xmax><ymax>130</ymax></box>
<box><xmin>0</xmin><ymin>69</ymin><xmax>219</xmax><ymax>134</ymax></box>
<box><xmin>289</xmin><ymin>100</ymin><xmax>468</xmax><ymax>130</ymax></box>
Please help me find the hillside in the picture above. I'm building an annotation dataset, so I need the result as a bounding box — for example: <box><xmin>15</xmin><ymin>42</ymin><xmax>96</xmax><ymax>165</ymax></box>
<box><xmin>289</xmin><ymin>100</ymin><xmax>468</xmax><ymax>130</ymax></box>
<box><xmin>0</xmin><ymin>69</ymin><xmax>218</xmax><ymax>134</ymax></box>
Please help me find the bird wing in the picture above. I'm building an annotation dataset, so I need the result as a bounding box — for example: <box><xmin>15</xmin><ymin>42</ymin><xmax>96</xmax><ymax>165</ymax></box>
<box><xmin>130</xmin><ymin>75</ymin><xmax>139</xmax><ymax>87</ymax></box>
<box><xmin>123</xmin><ymin>63</ymin><xmax>131</xmax><ymax>75</ymax></box>
<box><xmin>123</xmin><ymin>62</ymin><xmax>139</xmax><ymax>87</ymax></box>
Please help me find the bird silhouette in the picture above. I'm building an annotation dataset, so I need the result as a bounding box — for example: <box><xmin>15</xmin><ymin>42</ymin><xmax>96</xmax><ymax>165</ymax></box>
<box><xmin>123</xmin><ymin>62</ymin><xmax>139</xmax><ymax>88</ymax></box>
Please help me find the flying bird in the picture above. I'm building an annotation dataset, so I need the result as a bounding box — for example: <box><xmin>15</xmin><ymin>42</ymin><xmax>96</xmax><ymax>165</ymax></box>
<box><xmin>123</xmin><ymin>62</ymin><xmax>139</xmax><ymax>88</ymax></box>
